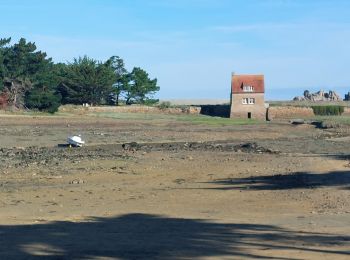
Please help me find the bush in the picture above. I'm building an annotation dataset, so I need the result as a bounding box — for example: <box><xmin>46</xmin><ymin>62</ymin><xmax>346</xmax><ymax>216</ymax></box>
<box><xmin>25</xmin><ymin>89</ymin><xmax>62</xmax><ymax>113</ymax></box>
<box><xmin>143</xmin><ymin>98</ymin><xmax>159</xmax><ymax>106</ymax></box>
<box><xmin>311</xmin><ymin>105</ymin><xmax>344</xmax><ymax>116</ymax></box>
<box><xmin>158</xmin><ymin>101</ymin><xmax>171</xmax><ymax>110</ymax></box>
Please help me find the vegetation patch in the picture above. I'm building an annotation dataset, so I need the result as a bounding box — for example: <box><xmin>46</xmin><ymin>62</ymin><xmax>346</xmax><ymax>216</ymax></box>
<box><xmin>311</xmin><ymin>105</ymin><xmax>344</xmax><ymax>116</ymax></box>
<box><xmin>313</xmin><ymin>116</ymin><xmax>350</xmax><ymax>128</ymax></box>
<box><xmin>0</xmin><ymin>38</ymin><xmax>160</xmax><ymax>113</ymax></box>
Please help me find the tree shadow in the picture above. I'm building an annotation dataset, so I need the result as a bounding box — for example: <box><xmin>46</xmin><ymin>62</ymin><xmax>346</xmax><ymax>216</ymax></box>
<box><xmin>208</xmin><ymin>170</ymin><xmax>350</xmax><ymax>191</ymax></box>
<box><xmin>0</xmin><ymin>213</ymin><xmax>349</xmax><ymax>259</ymax></box>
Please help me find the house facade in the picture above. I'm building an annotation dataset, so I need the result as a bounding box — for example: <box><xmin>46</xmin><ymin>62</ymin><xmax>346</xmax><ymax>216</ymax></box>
<box><xmin>230</xmin><ymin>74</ymin><xmax>266</xmax><ymax>119</ymax></box>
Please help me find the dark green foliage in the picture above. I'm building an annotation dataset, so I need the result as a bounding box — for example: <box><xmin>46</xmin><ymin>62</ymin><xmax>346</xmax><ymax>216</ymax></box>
<box><xmin>125</xmin><ymin>67</ymin><xmax>159</xmax><ymax>105</ymax></box>
<box><xmin>311</xmin><ymin>105</ymin><xmax>344</xmax><ymax>116</ymax></box>
<box><xmin>0</xmin><ymin>38</ymin><xmax>55</xmax><ymax>108</ymax></box>
<box><xmin>0</xmin><ymin>37</ymin><xmax>160</xmax><ymax>112</ymax></box>
<box><xmin>4</xmin><ymin>38</ymin><xmax>51</xmax><ymax>80</ymax></box>
<box><xmin>57</xmin><ymin>56</ymin><xmax>115</xmax><ymax>105</ymax></box>
<box><xmin>105</xmin><ymin>65</ymin><xmax>160</xmax><ymax>106</ymax></box>
<box><xmin>143</xmin><ymin>98</ymin><xmax>159</xmax><ymax>106</ymax></box>
<box><xmin>0</xmin><ymin>38</ymin><xmax>11</xmax><ymax>90</ymax></box>
<box><xmin>105</xmin><ymin>56</ymin><xmax>128</xmax><ymax>106</ymax></box>
<box><xmin>25</xmin><ymin>88</ymin><xmax>61</xmax><ymax>113</ymax></box>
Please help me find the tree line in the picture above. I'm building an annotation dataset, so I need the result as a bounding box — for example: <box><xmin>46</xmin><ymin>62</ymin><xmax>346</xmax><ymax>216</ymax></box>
<box><xmin>0</xmin><ymin>37</ymin><xmax>159</xmax><ymax>113</ymax></box>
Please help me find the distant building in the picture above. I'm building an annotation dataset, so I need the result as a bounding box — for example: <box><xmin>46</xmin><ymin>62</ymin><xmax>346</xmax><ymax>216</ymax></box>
<box><xmin>230</xmin><ymin>74</ymin><xmax>266</xmax><ymax>119</ymax></box>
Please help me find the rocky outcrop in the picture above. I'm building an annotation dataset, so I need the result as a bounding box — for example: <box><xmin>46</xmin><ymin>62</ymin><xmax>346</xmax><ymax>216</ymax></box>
<box><xmin>344</xmin><ymin>92</ymin><xmax>350</xmax><ymax>101</ymax></box>
<box><xmin>293</xmin><ymin>90</ymin><xmax>341</xmax><ymax>102</ymax></box>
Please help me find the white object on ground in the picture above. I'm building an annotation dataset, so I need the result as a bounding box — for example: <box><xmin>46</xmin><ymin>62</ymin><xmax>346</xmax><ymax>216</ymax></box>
<box><xmin>67</xmin><ymin>135</ymin><xmax>85</xmax><ymax>147</ymax></box>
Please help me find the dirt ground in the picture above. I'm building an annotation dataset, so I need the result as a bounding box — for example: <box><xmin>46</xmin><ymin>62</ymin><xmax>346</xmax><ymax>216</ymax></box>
<box><xmin>0</xmin><ymin>113</ymin><xmax>349</xmax><ymax>259</ymax></box>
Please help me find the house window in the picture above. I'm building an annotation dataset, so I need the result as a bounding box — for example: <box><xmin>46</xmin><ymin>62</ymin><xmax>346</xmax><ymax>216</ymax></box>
<box><xmin>249</xmin><ymin>98</ymin><xmax>255</xmax><ymax>104</ymax></box>
<box><xmin>243</xmin><ymin>85</ymin><xmax>254</xmax><ymax>92</ymax></box>
<box><xmin>242</xmin><ymin>98</ymin><xmax>255</xmax><ymax>105</ymax></box>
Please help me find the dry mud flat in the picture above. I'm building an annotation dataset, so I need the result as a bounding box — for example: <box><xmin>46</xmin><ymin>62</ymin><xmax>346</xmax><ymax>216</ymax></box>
<box><xmin>0</xmin><ymin>115</ymin><xmax>350</xmax><ymax>259</ymax></box>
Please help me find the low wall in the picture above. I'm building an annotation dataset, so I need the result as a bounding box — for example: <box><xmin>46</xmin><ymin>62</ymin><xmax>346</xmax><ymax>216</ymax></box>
<box><xmin>59</xmin><ymin>104</ymin><xmax>350</xmax><ymax>120</ymax></box>
<box><xmin>267</xmin><ymin>106</ymin><xmax>314</xmax><ymax>120</ymax></box>
<box><xmin>59</xmin><ymin>105</ymin><xmax>201</xmax><ymax>115</ymax></box>
<box><xmin>342</xmin><ymin>107</ymin><xmax>350</xmax><ymax>116</ymax></box>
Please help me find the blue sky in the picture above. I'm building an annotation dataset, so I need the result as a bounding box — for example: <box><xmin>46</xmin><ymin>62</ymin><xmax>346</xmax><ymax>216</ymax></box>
<box><xmin>1</xmin><ymin>0</ymin><xmax>350</xmax><ymax>100</ymax></box>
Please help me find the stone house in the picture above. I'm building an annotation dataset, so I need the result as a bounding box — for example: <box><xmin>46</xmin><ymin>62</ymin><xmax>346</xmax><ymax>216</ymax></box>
<box><xmin>230</xmin><ymin>74</ymin><xmax>266</xmax><ymax>119</ymax></box>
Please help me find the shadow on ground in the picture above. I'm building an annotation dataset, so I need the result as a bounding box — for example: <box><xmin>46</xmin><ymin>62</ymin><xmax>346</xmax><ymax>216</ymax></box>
<box><xmin>199</xmin><ymin>105</ymin><xmax>230</xmax><ymax>117</ymax></box>
<box><xmin>0</xmin><ymin>214</ymin><xmax>349</xmax><ymax>259</ymax></box>
<box><xmin>208</xmin><ymin>170</ymin><xmax>350</xmax><ymax>191</ymax></box>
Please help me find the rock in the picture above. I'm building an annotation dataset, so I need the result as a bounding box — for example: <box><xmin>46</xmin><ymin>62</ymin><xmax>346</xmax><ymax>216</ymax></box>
<box><xmin>345</xmin><ymin>92</ymin><xmax>350</xmax><ymax>101</ymax></box>
<box><xmin>293</xmin><ymin>96</ymin><xmax>306</xmax><ymax>101</ymax></box>
<box><xmin>69</xmin><ymin>179</ymin><xmax>85</xmax><ymax>184</ymax></box>
<box><xmin>293</xmin><ymin>89</ymin><xmax>342</xmax><ymax>102</ymax></box>
<box><xmin>290</xmin><ymin>119</ymin><xmax>305</xmax><ymax>125</ymax></box>
<box><xmin>174</xmin><ymin>179</ymin><xmax>186</xmax><ymax>184</ymax></box>
<box><xmin>122</xmin><ymin>142</ymin><xmax>140</xmax><ymax>151</ymax></box>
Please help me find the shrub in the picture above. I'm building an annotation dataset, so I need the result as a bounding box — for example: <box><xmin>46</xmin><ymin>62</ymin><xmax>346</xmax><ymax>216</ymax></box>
<box><xmin>158</xmin><ymin>101</ymin><xmax>172</xmax><ymax>110</ymax></box>
<box><xmin>143</xmin><ymin>98</ymin><xmax>159</xmax><ymax>106</ymax></box>
<box><xmin>311</xmin><ymin>105</ymin><xmax>344</xmax><ymax>116</ymax></box>
<box><xmin>25</xmin><ymin>89</ymin><xmax>62</xmax><ymax>113</ymax></box>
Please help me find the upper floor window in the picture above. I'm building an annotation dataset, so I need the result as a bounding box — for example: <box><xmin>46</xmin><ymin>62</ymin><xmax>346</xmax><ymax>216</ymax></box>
<box><xmin>243</xmin><ymin>85</ymin><xmax>254</xmax><ymax>92</ymax></box>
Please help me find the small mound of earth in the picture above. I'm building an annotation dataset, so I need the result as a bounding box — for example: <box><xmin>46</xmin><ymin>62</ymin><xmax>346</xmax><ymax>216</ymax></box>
<box><xmin>124</xmin><ymin>141</ymin><xmax>278</xmax><ymax>154</ymax></box>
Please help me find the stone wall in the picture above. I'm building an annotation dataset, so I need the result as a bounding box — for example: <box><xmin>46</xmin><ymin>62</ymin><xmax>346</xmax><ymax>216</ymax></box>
<box><xmin>59</xmin><ymin>105</ymin><xmax>201</xmax><ymax>115</ymax></box>
<box><xmin>342</xmin><ymin>107</ymin><xmax>350</xmax><ymax>116</ymax></box>
<box><xmin>58</xmin><ymin>104</ymin><xmax>349</xmax><ymax>120</ymax></box>
<box><xmin>267</xmin><ymin>106</ymin><xmax>314</xmax><ymax>120</ymax></box>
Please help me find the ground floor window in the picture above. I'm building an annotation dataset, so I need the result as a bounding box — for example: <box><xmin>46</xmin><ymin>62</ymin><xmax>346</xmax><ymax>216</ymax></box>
<box><xmin>242</xmin><ymin>98</ymin><xmax>255</xmax><ymax>104</ymax></box>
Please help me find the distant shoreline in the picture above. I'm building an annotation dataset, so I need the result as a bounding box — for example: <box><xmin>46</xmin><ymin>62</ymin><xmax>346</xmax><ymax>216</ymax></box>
<box><xmin>160</xmin><ymin>99</ymin><xmax>230</xmax><ymax>105</ymax></box>
<box><xmin>160</xmin><ymin>98</ymin><xmax>350</xmax><ymax>106</ymax></box>
<box><xmin>159</xmin><ymin>87</ymin><xmax>350</xmax><ymax>104</ymax></box>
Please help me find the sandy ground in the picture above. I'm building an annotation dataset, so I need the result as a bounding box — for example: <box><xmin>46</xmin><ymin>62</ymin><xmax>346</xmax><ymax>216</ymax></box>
<box><xmin>0</xmin><ymin>114</ymin><xmax>350</xmax><ymax>259</ymax></box>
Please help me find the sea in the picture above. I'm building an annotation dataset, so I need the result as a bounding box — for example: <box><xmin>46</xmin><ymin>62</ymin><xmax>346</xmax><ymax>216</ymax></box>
<box><xmin>266</xmin><ymin>86</ymin><xmax>350</xmax><ymax>101</ymax></box>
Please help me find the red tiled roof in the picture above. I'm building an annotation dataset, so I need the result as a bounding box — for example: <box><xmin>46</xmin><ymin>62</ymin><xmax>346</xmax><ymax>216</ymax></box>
<box><xmin>231</xmin><ymin>74</ymin><xmax>264</xmax><ymax>93</ymax></box>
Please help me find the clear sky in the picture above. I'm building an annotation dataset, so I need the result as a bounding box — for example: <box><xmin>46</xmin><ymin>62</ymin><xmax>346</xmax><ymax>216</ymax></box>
<box><xmin>1</xmin><ymin>0</ymin><xmax>350</xmax><ymax>100</ymax></box>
